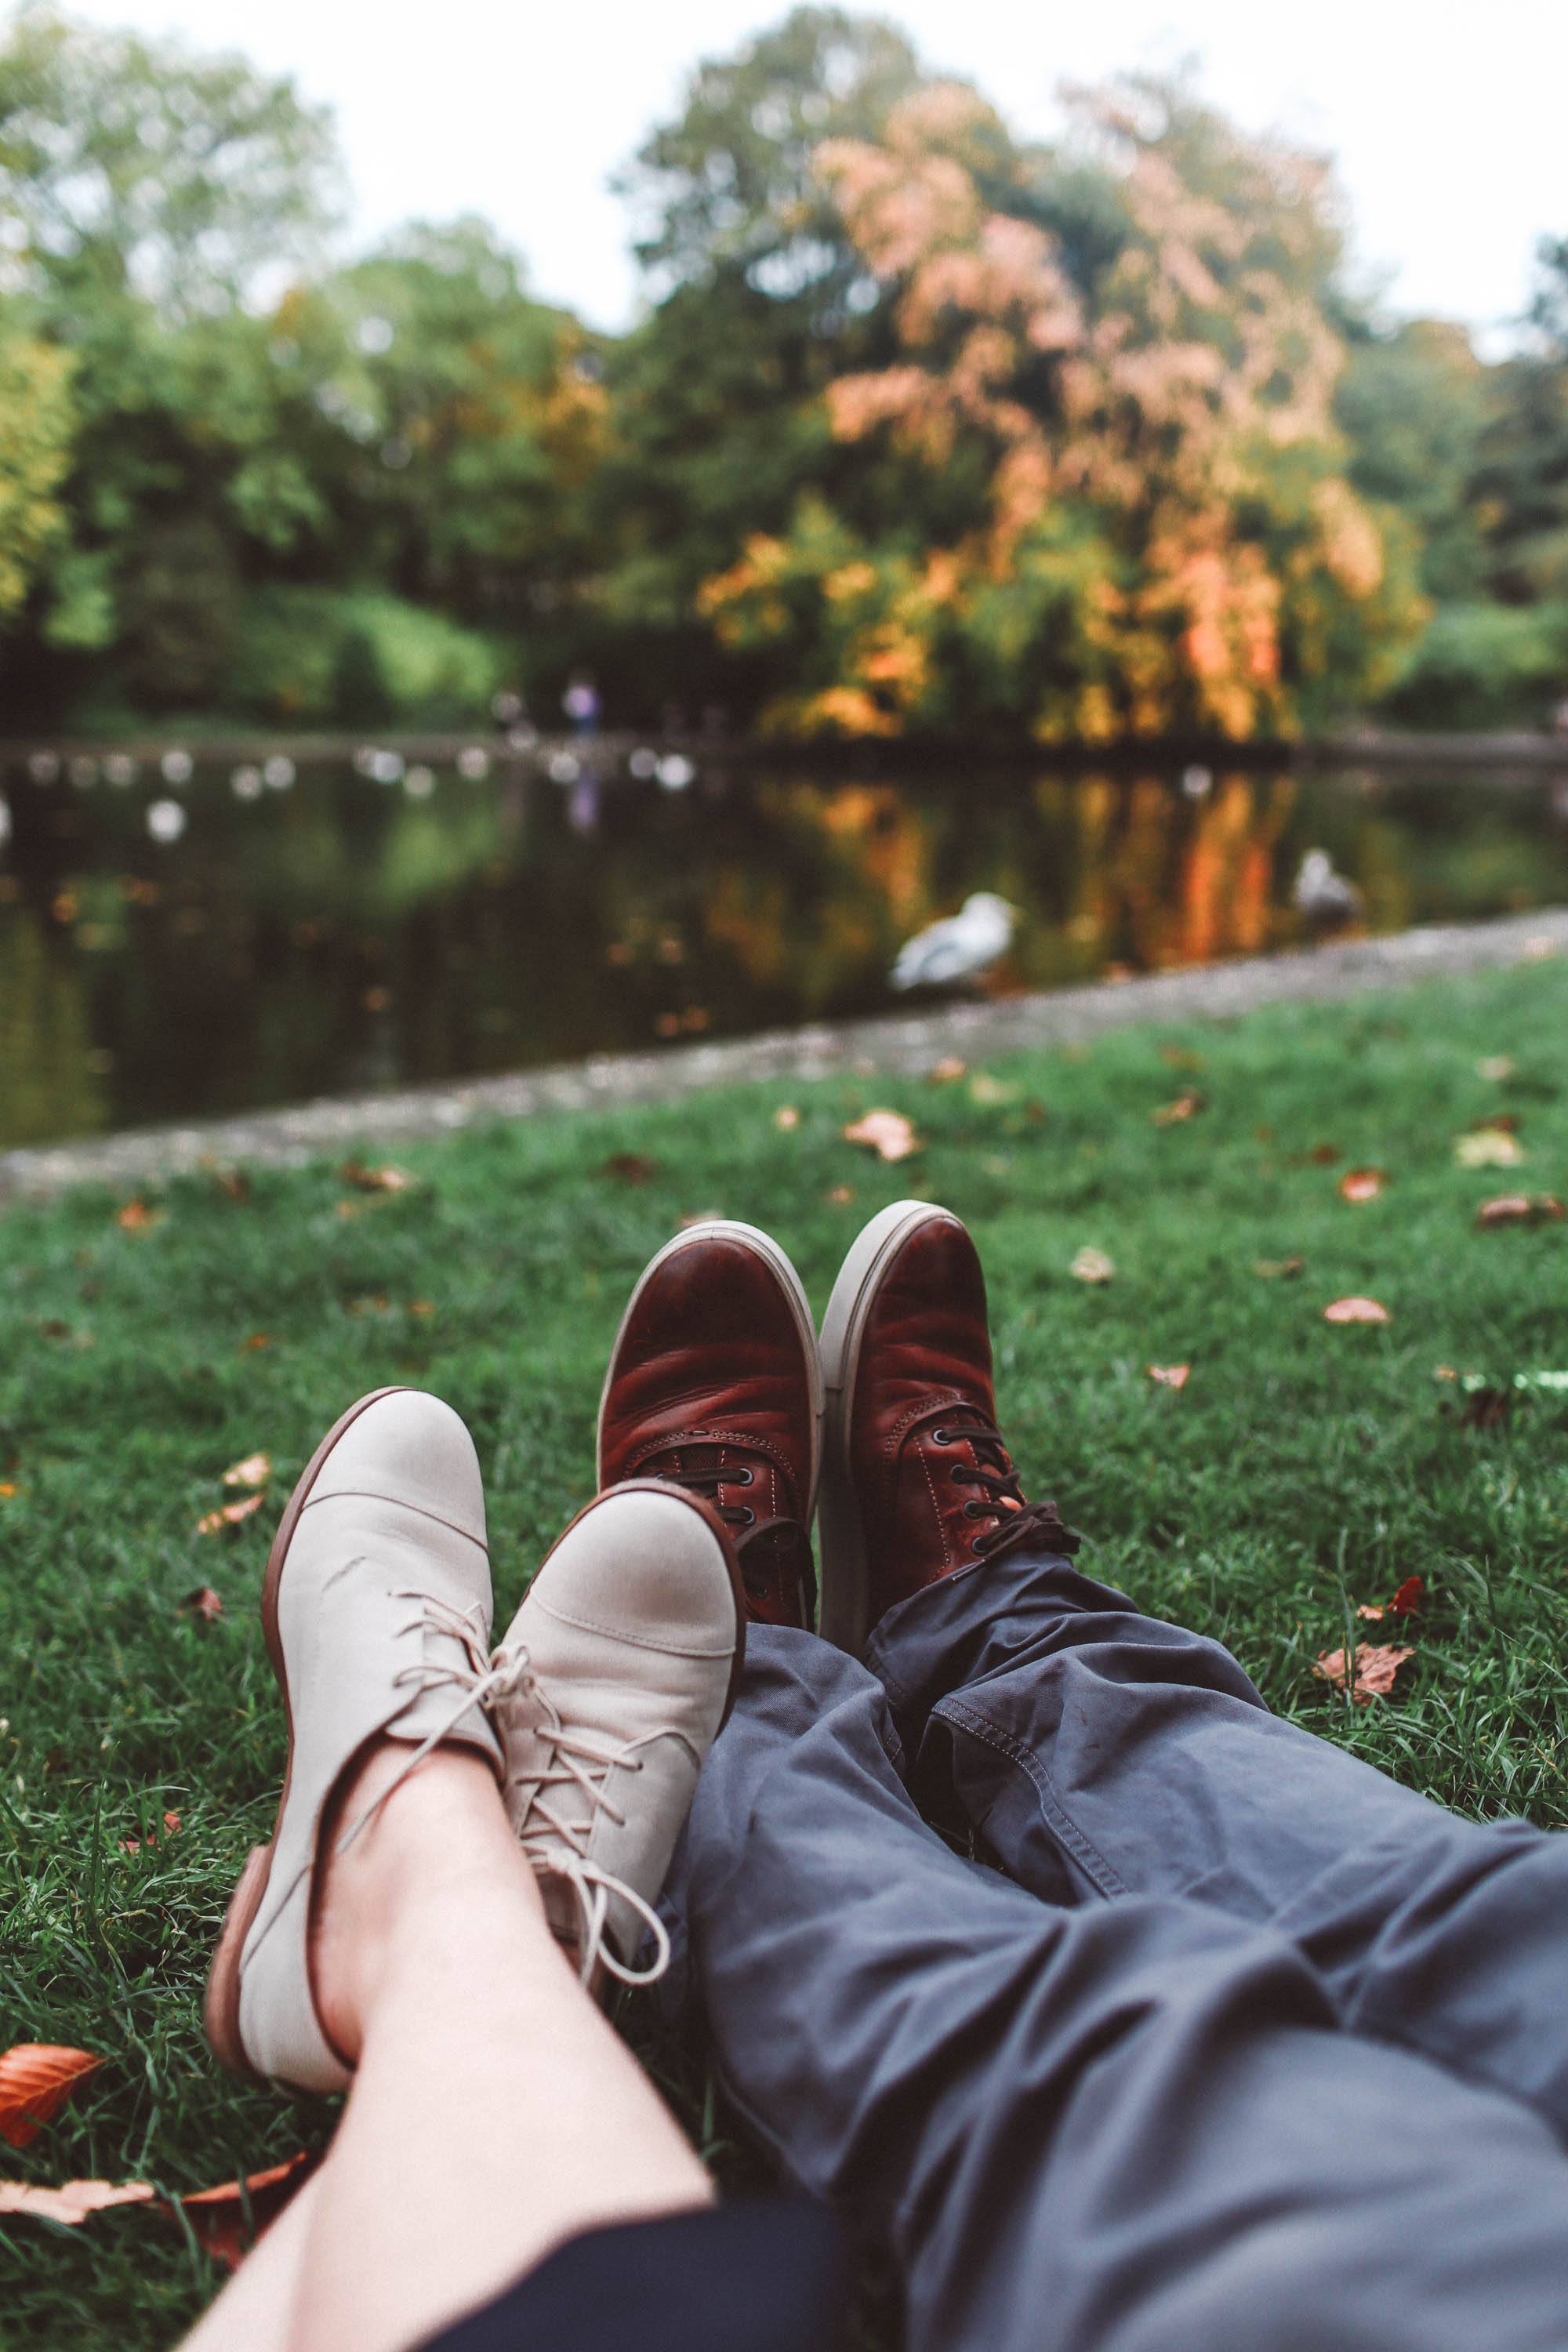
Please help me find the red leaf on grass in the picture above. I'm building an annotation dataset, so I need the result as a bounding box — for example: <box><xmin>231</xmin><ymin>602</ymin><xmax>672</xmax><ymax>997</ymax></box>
<box><xmin>1388</xmin><ymin>1574</ymin><xmax>1425</xmax><ymax>1617</ymax></box>
<box><xmin>115</xmin><ymin>1199</ymin><xmax>161</xmax><ymax>1233</ymax></box>
<box><xmin>338</xmin><ymin>1160</ymin><xmax>412</xmax><ymax>1193</ymax></box>
<box><xmin>181</xmin><ymin>1584</ymin><xmax>224</xmax><ymax>1623</ymax></box>
<box><xmin>1147</xmin><ymin>1363</ymin><xmax>1191</xmax><ymax>1389</ymax></box>
<box><xmin>221</xmin><ymin>1452</ymin><xmax>270</xmax><ymax>1489</ymax></box>
<box><xmin>1338</xmin><ymin>1168</ymin><xmax>1386</xmax><ymax>1203</ymax></box>
<box><xmin>0</xmin><ymin>2046</ymin><xmax>101</xmax><ymax>2148</ymax></box>
<box><xmin>601</xmin><ymin>1152</ymin><xmax>659</xmax><ymax>1184</ymax></box>
<box><xmin>1324</xmin><ymin>1297</ymin><xmax>1390</xmax><ymax>1325</ymax></box>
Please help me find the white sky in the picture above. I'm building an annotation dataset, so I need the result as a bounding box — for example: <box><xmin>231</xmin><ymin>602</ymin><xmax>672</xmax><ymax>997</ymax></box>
<box><xmin>52</xmin><ymin>0</ymin><xmax>1568</xmax><ymax>347</ymax></box>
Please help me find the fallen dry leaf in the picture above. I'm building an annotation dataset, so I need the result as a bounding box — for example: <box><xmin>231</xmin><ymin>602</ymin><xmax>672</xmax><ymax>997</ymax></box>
<box><xmin>0</xmin><ymin>2177</ymin><xmax>155</xmax><ymax>2226</ymax></box>
<box><xmin>1152</xmin><ymin>1088</ymin><xmax>1205</xmax><ymax>1127</ymax></box>
<box><xmin>0</xmin><ymin>2046</ymin><xmax>101</xmax><ymax>2149</ymax></box>
<box><xmin>240</xmin><ymin>1332</ymin><xmax>271</xmax><ymax>1353</ymax></box>
<box><xmin>221</xmin><ymin>1452</ymin><xmax>270</xmax><ymax>1490</ymax></box>
<box><xmin>1071</xmin><ymin>1247</ymin><xmax>1116</xmax><ymax>1284</ymax></box>
<box><xmin>1147</xmin><ymin>1363</ymin><xmax>1190</xmax><ymax>1389</ymax></box>
<box><xmin>927</xmin><ymin>1055</ymin><xmax>967</xmax><ymax>1083</ymax></box>
<box><xmin>197</xmin><ymin>1494</ymin><xmax>265</xmax><ymax>1537</ymax></box>
<box><xmin>1455</xmin><ymin>1128</ymin><xmax>1524</xmax><ymax>1169</ymax></box>
<box><xmin>1255</xmin><ymin>1254</ymin><xmax>1306</xmax><ymax>1279</ymax></box>
<box><xmin>0</xmin><ymin>1482</ymin><xmax>16</xmax><ymax>1499</ymax></box>
<box><xmin>826</xmin><ymin>1185</ymin><xmax>855</xmax><ymax>1206</ymax></box>
<box><xmin>1476</xmin><ymin>1054</ymin><xmax>1515</xmax><ymax>1083</ymax></box>
<box><xmin>1475</xmin><ymin>1193</ymin><xmax>1564</xmax><ymax>1229</ymax></box>
<box><xmin>1307</xmin><ymin>1143</ymin><xmax>1339</xmax><ymax>1167</ymax></box>
<box><xmin>176</xmin><ymin>2151</ymin><xmax>317</xmax><ymax>2271</ymax></box>
<box><xmin>1357</xmin><ymin>1575</ymin><xmax>1424</xmax><ymax>1623</ymax></box>
<box><xmin>843</xmin><ymin>1109</ymin><xmax>921</xmax><ymax>1163</ymax></box>
<box><xmin>338</xmin><ymin>1160</ymin><xmax>413</xmax><ymax>1193</ymax></box>
<box><xmin>1338</xmin><ymin>1168</ymin><xmax>1386</xmax><ymax>1203</ymax></box>
<box><xmin>601</xmin><ymin>1152</ymin><xmax>659</xmax><ymax>1184</ymax></box>
<box><xmin>114</xmin><ymin>1199</ymin><xmax>161</xmax><ymax>1233</ymax></box>
<box><xmin>1314</xmin><ymin>1642</ymin><xmax>1414</xmax><ymax>1705</ymax></box>
<box><xmin>0</xmin><ymin>2151</ymin><xmax>314</xmax><ymax>2267</ymax></box>
<box><xmin>772</xmin><ymin>1105</ymin><xmax>800</xmax><ymax>1131</ymax></box>
<box><xmin>180</xmin><ymin>1584</ymin><xmax>224</xmax><ymax>1624</ymax></box>
<box><xmin>1323</xmin><ymin>1296</ymin><xmax>1390</xmax><ymax>1325</ymax></box>
<box><xmin>119</xmin><ymin>1810</ymin><xmax>182</xmax><ymax>1857</ymax></box>
<box><xmin>408</xmin><ymin>1299</ymin><xmax>434</xmax><ymax>1317</ymax></box>
<box><xmin>968</xmin><ymin>1073</ymin><xmax>1016</xmax><ymax>1106</ymax></box>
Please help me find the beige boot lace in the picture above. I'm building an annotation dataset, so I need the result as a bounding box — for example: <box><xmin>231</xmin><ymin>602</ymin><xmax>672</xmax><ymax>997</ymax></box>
<box><xmin>334</xmin><ymin>1590</ymin><xmax>529</xmax><ymax>1856</ymax></box>
<box><xmin>491</xmin><ymin>1637</ymin><xmax>673</xmax><ymax>1989</ymax></box>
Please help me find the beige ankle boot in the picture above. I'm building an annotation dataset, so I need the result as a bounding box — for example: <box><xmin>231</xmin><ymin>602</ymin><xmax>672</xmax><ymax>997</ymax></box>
<box><xmin>205</xmin><ymin>1388</ymin><xmax>507</xmax><ymax>2091</ymax></box>
<box><xmin>492</xmin><ymin>1481</ymin><xmax>744</xmax><ymax>1986</ymax></box>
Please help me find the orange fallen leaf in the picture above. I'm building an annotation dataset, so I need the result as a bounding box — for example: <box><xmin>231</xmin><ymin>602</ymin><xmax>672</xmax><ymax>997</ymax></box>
<box><xmin>1355</xmin><ymin>1602</ymin><xmax>1385</xmax><ymax>1621</ymax></box>
<box><xmin>0</xmin><ymin>2046</ymin><xmax>101</xmax><ymax>2148</ymax></box>
<box><xmin>180</xmin><ymin>1584</ymin><xmax>224</xmax><ymax>1623</ymax></box>
<box><xmin>221</xmin><ymin>1452</ymin><xmax>270</xmax><ymax>1490</ymax></box>
<box><xmin>338</xmin><ymin>1160</ymin><xmax>413</xmax><ymax>1193</ymax></box>
<box><xmin>927</xmin><ymin>1056</ymin><xmax>967</xmax><ymax>1083</ymax></box>
<box><xmin>0</xmin><ymin>1482</ymin><xmax>16</xmax><ymax>1499</ymax></box>
<box><xmin>240</xmin><ymin>1332</ymin><xmax>271</xmax><ymax>1353</ymax></box>
<box><xmin>176</xmin><ymin>2151</ymin><xmax>317</xmax><ymax>2271</ymax></box>
<box><xmin>1324</xmin><ymin>1297</ymin><xmax>1390</xmax><ymax>1325</ymax></box>
<box><xmin>1338</xmin><ymin>1168</ymin><xmax>1386</xmax><ymax>1203</ymax></box>
<box><xmin>773</xmin><ymin>1105</ymin><xmax>800</xmax><ymax>1131</ymax></box>
<box><xmin>1152</xmin><ymin>1088</ymin><xmax>1204</xmax><ymax>1127</ymax></box>
<box><xmin>0</xmin><ymin>2177</ymin><xmax>155</xmax><ymax>2225</ymax></box>
<box><xmin>1314</xmin><ymin>1643</ymin><xmax>1414</xmax><ymax>1704</ymax></box>
<box><xmin>1475</xmin><ymin>1194</ymin><xmax>1564</xmax><ymax>1229</ymax></box>
<box><xmin>1071</xmin><ymin>1247</ymin><xmax>1116</xmax><ymax>1284</ymax></box>
<box><xmin>197</xmin><ymin>1493</ymin><xmax>265</xmax><ymax>1537</ymax></box>
<box><xmin>1148</xmin><ymin>1363</ymin><xmax>1190</xmax><ymax>1389</ymax></box>
<box><xmin>408</xmin><ymin>1299</ymin><xmax>434</xmax><ymax>1317</ymax></box>
<box><xmin>115</xmin><ymin>1199</ymin><xmax>161</xmax><ymax>1233</ymax></box>
<box><xmin>826</xmin><ymin>1185</ymin><xmax>855</xmax><ymax>1206</ymax></box>
<box><xmin>842</xmin><ymin>1110</ymin><xmax>920</xmax><ymax>1163</ymax></box>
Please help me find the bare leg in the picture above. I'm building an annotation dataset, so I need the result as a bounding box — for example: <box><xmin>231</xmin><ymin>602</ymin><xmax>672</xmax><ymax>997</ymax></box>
<box><xmin>182</xmin><ymin>1741</ymin><xmax>711</xmax><ymax>2352</ymax></box>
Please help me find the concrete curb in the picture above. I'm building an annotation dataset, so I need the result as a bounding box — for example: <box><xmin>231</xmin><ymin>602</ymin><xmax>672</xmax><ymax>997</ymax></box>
<box><xmin>5</xmin><ymin>907</ymin><xmax>1566</xmax><ymax>1205</ymax></box>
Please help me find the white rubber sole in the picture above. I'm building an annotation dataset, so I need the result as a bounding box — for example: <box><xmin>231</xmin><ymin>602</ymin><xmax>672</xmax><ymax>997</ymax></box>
<box><xmin>817</xmin><ymin>1200</ymin><xmax>955</xmax><ymax>1653</ymax></box>
<box><xmin>595</xmin><ymin>1220</ymin><xmax>824</xmax><ymax>1521</ymax></box>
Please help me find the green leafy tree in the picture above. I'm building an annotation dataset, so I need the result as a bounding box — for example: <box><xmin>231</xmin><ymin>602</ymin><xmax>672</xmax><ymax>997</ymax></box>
<box><xmin>0</xmin><ymin>317</ymin><xmax>74</xmax><ymax>620</ymax></box>
<box><xmin>1475</xmin><ymin>237</ymin><xmax>1568</xmax><ymax>604</ymax></box>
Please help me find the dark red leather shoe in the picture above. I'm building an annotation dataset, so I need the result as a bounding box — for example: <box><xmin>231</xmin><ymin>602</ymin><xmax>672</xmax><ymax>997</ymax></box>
<box><xmin>818</xmin><ymin>1200</ymin><xmax>1078</xmax><ymax>1651</ymax></box>
<box><xmin>597</xmin><ymin>1221</ymin><xmax>822</xmax><ymax>1629</ymax></box>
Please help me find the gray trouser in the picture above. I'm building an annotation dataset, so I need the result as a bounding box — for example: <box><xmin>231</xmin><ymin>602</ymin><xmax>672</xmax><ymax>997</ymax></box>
<box><xmin>659</xmin><ymin>1551</ymin><xmax>1568</xmax><ymax>2351</ymax></box>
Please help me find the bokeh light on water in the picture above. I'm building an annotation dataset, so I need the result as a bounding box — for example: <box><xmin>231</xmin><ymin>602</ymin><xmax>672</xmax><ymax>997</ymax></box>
<box><xmin>2</xmin><ymin>745</ymin><xmax>1566</xmax><ymax>1151</ymax></box>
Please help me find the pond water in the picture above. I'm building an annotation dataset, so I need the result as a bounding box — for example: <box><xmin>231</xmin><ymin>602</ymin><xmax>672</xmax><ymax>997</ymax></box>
<box><xmin>3</xmin><ymin>740</ymin><xmax>1567</xmax><ymax>1150</ymax></box>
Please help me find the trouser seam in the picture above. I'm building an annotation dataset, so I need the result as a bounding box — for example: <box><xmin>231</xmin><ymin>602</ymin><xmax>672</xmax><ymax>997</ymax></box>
<box><xmin>936</xmin><ymin>1692</ymin><xmax>1130</xmax><ymax>1901</ymax></box>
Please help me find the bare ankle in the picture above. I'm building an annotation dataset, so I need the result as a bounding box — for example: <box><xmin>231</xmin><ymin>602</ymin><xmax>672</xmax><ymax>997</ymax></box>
<box><xmin>311</xmin><ymin>1741</ymin><xmax>527</xmax><ymax>2059</ymax></box>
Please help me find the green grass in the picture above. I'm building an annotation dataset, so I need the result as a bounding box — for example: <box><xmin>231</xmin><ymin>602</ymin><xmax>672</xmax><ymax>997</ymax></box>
<box><xmin>2</xmin><ymin>960</ymin><xmax>1567</xmax><ymax>2344</ymax></box>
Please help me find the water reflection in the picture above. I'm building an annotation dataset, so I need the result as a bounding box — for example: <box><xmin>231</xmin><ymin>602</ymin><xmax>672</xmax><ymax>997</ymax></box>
<box><xmin>1</xmin><ymin>748</ymin><xmax>1565</xmax><ymax>1149</ymax></box>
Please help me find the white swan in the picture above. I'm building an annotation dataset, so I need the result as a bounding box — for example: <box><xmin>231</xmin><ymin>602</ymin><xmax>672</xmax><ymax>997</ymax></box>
<box><xmin>890</xmin><ymin>892</ymin><xmax>1018</xmax><ymax>991</ymax></box>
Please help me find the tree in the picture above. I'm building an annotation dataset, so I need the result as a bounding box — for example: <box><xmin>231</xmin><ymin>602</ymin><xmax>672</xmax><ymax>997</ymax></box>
<box><xmin>0</xmin><ymin>318</ymin><xmax>74</xmax><ymax>621</ymax></box>
<box><xmin>700</xmin><ymin>73</ymin><xmax>1425</xmax><ymax>740</ymax></box>
<box><xmin>1474</xmin><ymin>237</ymin><xmax>1568</xmax><ymax>604</ymax></box>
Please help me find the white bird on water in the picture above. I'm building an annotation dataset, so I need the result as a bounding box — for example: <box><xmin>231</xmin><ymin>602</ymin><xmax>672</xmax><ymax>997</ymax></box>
<box><xmin>890</xmin><ymin>891</ymin><xmax>1018</xmax><ymax>992</ymax></box>
<box><xmin>1292</xmin><ymin>849</ymin><xmax>1363</xmax><ymax>926</ymax></box>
